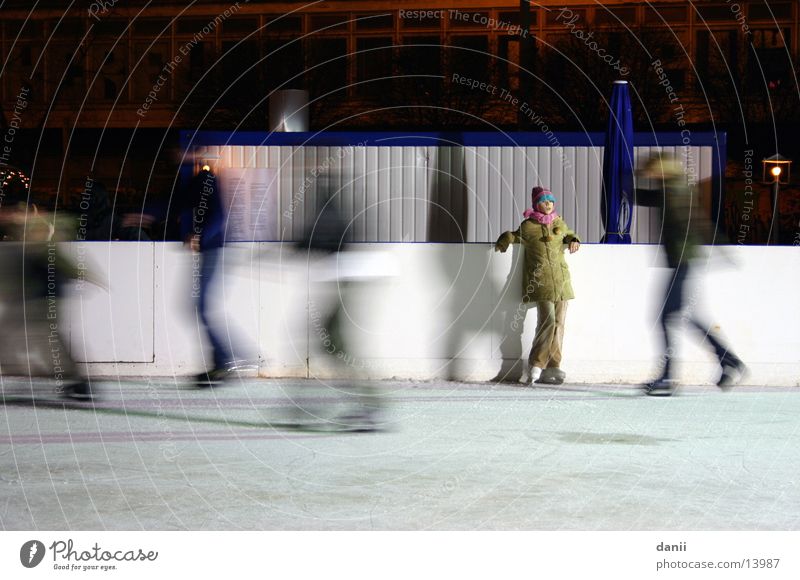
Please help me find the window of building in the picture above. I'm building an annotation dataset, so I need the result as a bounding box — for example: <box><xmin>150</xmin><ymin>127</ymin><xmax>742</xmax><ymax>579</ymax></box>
<box><xmin>89</xmin><ymin>43</ymin><xmax>128</xmax><ymax>102</ymax></box>
<box><xmin>263</xmin><ymin>38</ymin><xmax>304</xmax><ymax>90</ymax></box>
<box><xmin>749</xmin><ymin>28</ymin><xmax>792</xmax><ymax>89</ymax></box>
<box><xmin>175</xmin><ymin>18</ymin><xmax>211</xmax><ymax>35</ymax></box>
<box><xmin>306</xmin><ymin>37</ymin><xmax>348</xmax><ymax>97</ymax></box>
<box><xmin>310</xmin><ymin>14</ymin><xmax>349</xmax><ymax>32</ymax></box>
<box><xmin>52</xmin><ymin>19</ymin><xmax>84</xmax><ymax>39</ymax></box>
<box><xmin>264</xmin><ymin>15</ymin><xmax>302</xmax><ymax>34</ymax></box>
<box><xmin>594</xmin><ymin>6</ymin><xmax>637</xmax><ymax>27</ymax></box>
<box><xmin>449</xmin><ymin>35</ymin><xmax>490</xmax><ymax>83</ymax></box>
<box><xmin>498</xmin><ymin>35</ymin><xmax>521</xmax><ymax>92</ymax></box>
<box><xmin>188</xmin><ymin>42</ymin><xmax>208</xmax><ymax>82</ymax></box>
<box><xmin>647</xmin><ymin>31</ymin><xmax>687</xmax><ymax>92</ymax></box>
<box><xmin>694</xmin><ymin>29</ymin><xmax>739</xmax><ymax>91</ymax></box>
<box><xmin>3</xmin><ymin>44</ymin><xmax>41</xmax><ymax>101</ymax></box>
<box><xmin>355</xmin><ymin>13</ymin><xmax>394</xmax><ymax>31</ymax></box>
<box><xmin>4</xmin><ymin>19</ymin><xmax>43</xmax><ymax>39</ymax></box>
<box><xmin>221</xmin><ymin>39</ymin><xmax>260</xmax><ymax>86</ymax></box>
<box><xmin>356</xmin><ymin>36</ymin><xmax>393</xmax><ymax>96</ymax></box>
<box><xmin>397</xmin><ymin>35</ymin><xmax>441</xmax><ymax>102</ymax></box>
<box><xmin>132</xmin><ymin>41</ymin><xmax>169</xmax><ymax>101</ymax></box>
<box><xmin>222</xmin><ymin>17</ymin><xmax>259</xmax><ymax>35</ymax></box>
<box><xmin>132</xmin><ymin>19</ymin><xmax>170</xmax><ymax>37</ymax></box>
<box><xmin>104</xmin><ymin>78</ymin><xmax>117</xmax><ymax>100</ymax></box>
<box><xmin>19</xmin><ymin>44</ymin><xmax>33</xmax><ymax>67</ymax></box>
<box><xmin>93</xmin><ymin>19</ymin><xmax>128</xmax><ymax>37</ymax></box>
<box><xmin>49</xmin><ymin>45</ymin><xmax>85</xmax><ymax>102</ymax></box>
<box><xmin>644</xmin><ymin>5</ymin><xmax>688</xmax><ymax>24</ymax></box>
<box><xmin>748</xmin><ymin>2</ymin><xmax>792</xmax><ymax>20</ymax></box>
<box><xmin>695</xmin><ymin>5</ymin><xmax>734</xmax><ymax>22</ymax></box>
<box><xmin>218</xmin><ymin>39</ymin><xmax>261</xmax><ymax>110</ymax></box>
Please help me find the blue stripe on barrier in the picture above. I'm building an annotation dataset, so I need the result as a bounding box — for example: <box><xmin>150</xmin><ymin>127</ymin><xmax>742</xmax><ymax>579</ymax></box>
<box><xmin>181</xmin><ymin>130</ymin><xmax>723</xmax><ymax>149</ymax></box>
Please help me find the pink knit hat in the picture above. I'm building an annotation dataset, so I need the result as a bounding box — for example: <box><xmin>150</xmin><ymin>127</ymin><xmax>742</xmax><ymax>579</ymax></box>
<box><xmin>531</xmin><ymin>186</ymin><xmax>555</xmax><ymax>205</ymax></box>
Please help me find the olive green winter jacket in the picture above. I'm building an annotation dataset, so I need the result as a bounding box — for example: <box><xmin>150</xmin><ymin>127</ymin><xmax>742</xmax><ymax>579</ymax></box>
<box><xmin>495</xmin><ymin>216</ymin><xmax>580</xmax><ymax>303</ymax></box>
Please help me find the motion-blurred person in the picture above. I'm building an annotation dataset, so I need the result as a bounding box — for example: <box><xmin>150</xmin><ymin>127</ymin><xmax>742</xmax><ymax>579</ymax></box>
<box><xmin>635</xmin><ymin>154</ymin><xmax>746</xmax><ymax>396</ymax></box>
<box><xmin>292</xmin><ymin>192</ymin><xmax>389</xmax><ymax>432</ymax></box>
<box><xmin>0</xmin><ymin>198</ymin><xmax>92</xmax><ymax>400</ymax></box>
<box><xmin>179</xmin><ymin>165</ymin><xmax>247</xmax><ymax>387</ymax></box>
<box><xmin>495</xmin><ymin>187</ymin><xmax>581</xmax><ymax>385</ymax></box>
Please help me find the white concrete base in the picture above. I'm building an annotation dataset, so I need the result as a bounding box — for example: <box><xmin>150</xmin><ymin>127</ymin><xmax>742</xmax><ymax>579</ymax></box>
<box><xmin>65</xmin><ymin>242</ymin><xmax>800</xmax><ymax>386</ymax></box>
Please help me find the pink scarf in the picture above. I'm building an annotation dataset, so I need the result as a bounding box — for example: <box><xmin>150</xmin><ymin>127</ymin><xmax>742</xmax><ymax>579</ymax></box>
<box><xmin>523</xmin><ymin>208</ymin><xmax>559</xmax><ymax>225</ymax></box>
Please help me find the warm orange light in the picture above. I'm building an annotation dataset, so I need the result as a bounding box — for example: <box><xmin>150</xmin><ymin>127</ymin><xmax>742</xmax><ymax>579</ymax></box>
<box><xmin>202</xmin><ymin>164</ymin><xmax>211</xmax><ymax>172</ymax></box>
<box><xmin>771</xmin><ymin>166</ymin><xmax>782</xmax><ymax>178</ymax></box>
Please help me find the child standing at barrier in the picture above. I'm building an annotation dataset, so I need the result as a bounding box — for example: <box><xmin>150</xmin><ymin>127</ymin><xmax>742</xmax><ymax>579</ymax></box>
<box><xmin>495</xmin><ymin>187</ymin><xmax>581</xmax><ymax>385</ymax></box>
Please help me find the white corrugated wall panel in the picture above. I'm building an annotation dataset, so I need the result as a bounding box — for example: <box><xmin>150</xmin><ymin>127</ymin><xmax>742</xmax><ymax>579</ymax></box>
<box><xmin>389</xmin><ymin>147</ymin><xmax>403</xmax><ymax>241</ymax></box>
<box><xmin>487</xmin><ymin>147</ymin><xmax>502</xmax><ymax>241</ymax></box>
<box><xmin>212</xmin><ymin>143</ymin><xmax>715</xmax><ymax>244</ymax></box>
<box><xmin>365</xmin><ymin>147</ymin><xmax>379</xmax><ymax>241</ymax></box>
<box><xmin>498</xmin><ymin>148</ymin><xmax>514</xmax><ymax>239</ymax></box>
<box><xmin>414</xmin><ymin>147</ymin><xmax>429</xmax><ymax>242</ymax></box>
<box><xmin>588</xmin><ymin>147</ymin><xmax>605</xmax><ymax>242</ymax></box>
<box><xmin>475</xmin><ymin>146</ymin><xmax>490</xmax><ymax>243</ymax></box>
<box><xmin>352</xmin><ymin>147</ymin><xmax>366</xmax><ymax>242</ymax></box>
<box><xmin>401</xmin><ymin>147</ymin><xmax>414</xmax><ymax>242</ymax></box>
<box><xmin>512</xmin><ymin>147</ymin><xmax>528</xmax><ymax>233</ymax></box>
<box><xmin>436</xmin><ymin>147</ymin><xmax>451</xmax><ymax>240</ymax></box>
<box><xmin>573</xmin><ymin>147</ymin><xmax>588</xmax><ymax>240</ymax></box>
<box><xmin>383</xmin><ymin>147</ymin><xmax>395</xmax><ymax>241</ymax></box>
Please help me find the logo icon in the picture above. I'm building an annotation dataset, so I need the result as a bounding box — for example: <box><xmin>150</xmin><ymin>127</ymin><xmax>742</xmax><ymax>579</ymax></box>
<box><xmin>20</xmin><ymin>540</ymin><xmax>46</xmax><ymax>568</ymax></box>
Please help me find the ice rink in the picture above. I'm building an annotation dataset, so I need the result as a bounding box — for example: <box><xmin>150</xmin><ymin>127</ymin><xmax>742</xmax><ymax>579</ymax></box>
<box><xmin>2</xmin><ymin>377</ymin><xmax>798</xmax><ymax>531</ymax></box>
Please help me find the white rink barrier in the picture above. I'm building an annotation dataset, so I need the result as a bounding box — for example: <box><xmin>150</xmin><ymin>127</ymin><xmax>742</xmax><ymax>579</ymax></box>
<box><xmin>62</xmin><ymin>242</ymin><xmax>800</xmax><ymax>386</ymax></box>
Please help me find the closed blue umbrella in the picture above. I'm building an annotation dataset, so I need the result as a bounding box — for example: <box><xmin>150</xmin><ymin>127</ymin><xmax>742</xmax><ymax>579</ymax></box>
<box><xmin>601</xmin><ymin>80</ymin><xmax>634</xmax><ymax>243</ymax></box>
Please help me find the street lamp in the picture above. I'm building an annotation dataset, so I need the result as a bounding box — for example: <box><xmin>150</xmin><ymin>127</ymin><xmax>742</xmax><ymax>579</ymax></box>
<box><xmin>762</xmin><ymin>154</ymin><xmax>792</xmax><ymax>245</ymax></box>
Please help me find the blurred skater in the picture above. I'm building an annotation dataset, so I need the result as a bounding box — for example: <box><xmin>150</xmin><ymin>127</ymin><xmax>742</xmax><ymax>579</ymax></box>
<box><xmin>495</xmin><ymin>187</ymin><xmax>581</xmax><ymax>385</ymax></box>
<box><xmin>0</xmin><ymin>199</ymin><xmax>93</xmax><ymax>400</ymax></box>
<box><xmin>179</xmin><ymin>165</ymin><xmax>248</xmax><ymax>387</ymax></box>
<box><xmin>635</xmin><ymin>154</ymin><xmax>746</xmax><ymax>396</ymax></box>
<box><xmin>290</xmin><ymin>192</ymin><xmax>390</xmax><ymax>431</ymax></box>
